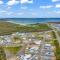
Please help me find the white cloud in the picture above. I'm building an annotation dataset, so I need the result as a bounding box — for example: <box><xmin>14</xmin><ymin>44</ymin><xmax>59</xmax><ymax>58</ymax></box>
<box><xmin>56</xmin><ymin>4</ymin><xmax>60</xmax><ymax>8</ymax></box>
<box><xmin>40</xmin><ymin>5</ymin><xmax>53</xmax><ymax>8</ymax></box>
<box><xmin>7</xmin><ymin>7</ymin><xmax>11</xmax><ymax>9</ymax></box>
<box><xmin>17</xmin><ymin>12</ymin><xmax>23</xmax><ymax>15</ymax></box>
<box><xmin>20</xmin><ymin>0</ymin><xmax>33</xmax><ymax>4</ymax></box>
<box><xmin>0</xmin><ymin>10</ymin><xmax>6</xmax><ymax>13</ymax></box>
<box><xmin>31</xmin><ymin>12</ymin><xmax>37</xmax><ymax>17</ymax></box>
<box><xmin>54</xmin><ymin>11</ymin><xmax>60</xmax><ymax>13</ymax></box>
<box><xmin>0</xmin><ymin>1</ymin><xmax>3</xmax><ymax>4</ymax></box>
<box><xmin>7</xmin><ymin>0</ymin><xmax>19</xmax><ymax>6</ymax></box>
<box><xmin>6</xmin><ymin>6</ymin><xmax>12</xmax><ymax>10</ymax></box>
<box><xmin>21</xmin><ymin>6</ymin><xmax>27</xmax><ymax>9</ymax></box>
<box><xmin>0</xmin><ymin>10</ymin><xmax>13</xmax><ymax>15</ymax></box>
<box><xmin>6</xmin><ymin>12</ymin><xmax>13</xmax><ymax>15</ymax></box>
<box><xmin>56</xmin><ymin>11</ymin><xmax>60</xmax><ymax>13</ymax></box>
<box><xmin>7</xmin><ymin>0</ymin><xmax>33</xmax><ymax>6</ymax></box>
<box><xmin>52</xmin><ymin>0</ymin><xmax>59</xmax><ymax>2</ymax></box>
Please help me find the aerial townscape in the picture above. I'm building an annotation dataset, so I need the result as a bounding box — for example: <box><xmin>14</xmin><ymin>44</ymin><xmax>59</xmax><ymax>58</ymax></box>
<box><xmin>0</xmin><ymin>20</ymin><xmax>60</xmax><ymax>60</ymax></box>
<box><xmin>0</xmin><ymin>0</ymin><xmax>60</xmax><ymax>60</ymax></box>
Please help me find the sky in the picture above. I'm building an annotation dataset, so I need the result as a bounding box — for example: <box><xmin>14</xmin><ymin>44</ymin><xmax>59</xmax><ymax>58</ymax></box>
<box><xmin>0</xmin><ymin>0</ymin><xmax>60</xmax><ymax>18</ymax></box>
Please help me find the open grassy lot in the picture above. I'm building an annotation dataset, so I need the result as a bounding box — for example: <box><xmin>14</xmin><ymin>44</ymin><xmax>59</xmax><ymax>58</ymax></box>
<box><xmin>4</xmin><ymin>46</ymin><xmax>22</xmax><ymax>54</ymax></box>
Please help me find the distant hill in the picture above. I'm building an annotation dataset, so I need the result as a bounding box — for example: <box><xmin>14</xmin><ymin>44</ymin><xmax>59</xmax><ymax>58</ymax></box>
<box><xmin>0</xmin><ymin>21</ymin><xmax>52</xmax><ymax>35</ymax></box>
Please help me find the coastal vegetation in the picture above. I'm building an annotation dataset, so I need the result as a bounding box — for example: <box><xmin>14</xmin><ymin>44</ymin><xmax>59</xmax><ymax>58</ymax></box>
<box><xmin>0</xmin><ymin>21</ymin><xmax>51</xmax><ymax>35</ymax></box>
<box><xmin>52</xmin><ymin>31</ymin><xmax>60</xmax><ymax>60</ymax></box>
<box><xmin>52</xmin><ymin>31</ymin><xmax>56</xmax><ymax>39</ymax></box>
<box><xmin>53</xmin><ymin>39</ymin><xmax>60</xmax><ymax>60</ymax></box>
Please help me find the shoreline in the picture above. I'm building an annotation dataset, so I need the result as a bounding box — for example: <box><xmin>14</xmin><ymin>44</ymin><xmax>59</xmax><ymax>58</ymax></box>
<box><xmin>6</xmin><ymin>21</ymin><xmax>60</xmax><ymax>25</ymax></box>
<box><xmin>6</xmin><ymin>21</ymin><xmax>46</xmax><ymax>25</ymax></box>
<box><xmin>0</xmin><ymin>18</ymin><xmax>60</xmax><ymax>25</ymax></box>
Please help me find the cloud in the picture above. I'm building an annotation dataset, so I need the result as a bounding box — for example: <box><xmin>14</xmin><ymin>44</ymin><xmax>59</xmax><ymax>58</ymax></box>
<box><xmin>31</xmin><ymin>12</ymin><xmax>37</xmax><ymax>17</ymax></box>
<box><xmin>54</xmin><ymin>11</ymin><xmax>60</xmax><ymax>13</ymax></box>
<box><xmin>21</xmin><ymin>6</ymin><xmax>27</xmax><ymax>9</ymax></box>
<box><xmin>20</xmin><ymin>0</ymin><xmax>33</xmax><ymax>4</ymax></box>
<box><xmin>7</xmin><ymin>6</ymin><xmax>12</xmax><ymax>10</ymax></box>
<box><xmin>40</xmin><ymin>5</ymin><xmax>53</xmax><ymax>8</ymax></box>
<box><xmin>52</xmin><ymin>0</ymin><xmax>59</xmax><ymax>2</ymax></box>
<box><xmin>7</xmin><ymin>0</ymin><xmax>19</xmax><ymax>6</ymax></box>
<box><xmin>17</xmin><ymin>12</ymin><xmax>23</xmax><ymax>15</ymax></box>
<box><xmin>6</xmin><ymin>0</ymin><xmax>33</xmax><ymax>6</ymax></box>
<box><xmin>0</xmin><ymin>0</ymin><xmax>3</xmax><ymax>4</ymax></box>
<box><xmin>56</xmin><ymin>11</ymin><xmax>60</xmax><ymax>13</ymax></box>
<box><xmin>6</xmin><ymin>12</ymin><xmax>13</xmax><ymax>15</ymax></box>
<box><xmin>56</xmin><ymin>4</ymin><xmax>60</xmax><ymax>8</ymax></box>
<box><xmin>0</xmin><ymin>10</ymin><xmax>7</xmax><ymax>13</ymax></box>
<box><xmin>0</xmin><ymin>10</ymin><xmax>13</xmax><ymax>15</ymax></box>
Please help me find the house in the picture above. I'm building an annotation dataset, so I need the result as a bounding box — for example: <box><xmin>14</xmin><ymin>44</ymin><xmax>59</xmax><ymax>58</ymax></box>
<box><xmin>44</xmin><ymin>44</ymin><xmax>51</xmax><ymax>50</ymax></box>
<box><xmin>34</xmin><ymin>40</ymin><xmax>42</xmax><ymax>45</ymax></box>
<box><xmin>20</xmin><ymin>54</ymin><xmax>31</xmax><ymax>60</ymax></box>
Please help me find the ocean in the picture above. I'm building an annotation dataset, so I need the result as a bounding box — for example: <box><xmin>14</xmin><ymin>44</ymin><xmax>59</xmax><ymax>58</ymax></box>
<box><xmin>1</xmin><ymin>18</ymin><xmax>60</xmax><ymax>25</ymax></box>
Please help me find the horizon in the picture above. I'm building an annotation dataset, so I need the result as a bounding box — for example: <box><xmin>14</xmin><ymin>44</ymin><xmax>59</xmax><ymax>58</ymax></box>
<box><xmin>0</xmin><ymin>17</ymin><xmax>60</xmax><ymax>19</ymax></box>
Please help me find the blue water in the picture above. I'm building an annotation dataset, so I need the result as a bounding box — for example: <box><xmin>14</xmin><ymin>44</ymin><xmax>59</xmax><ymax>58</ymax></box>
<box><xmin>1</xmin><ymin>18</ymin><xmax>60</xmax><ymax>24</ymax></box>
